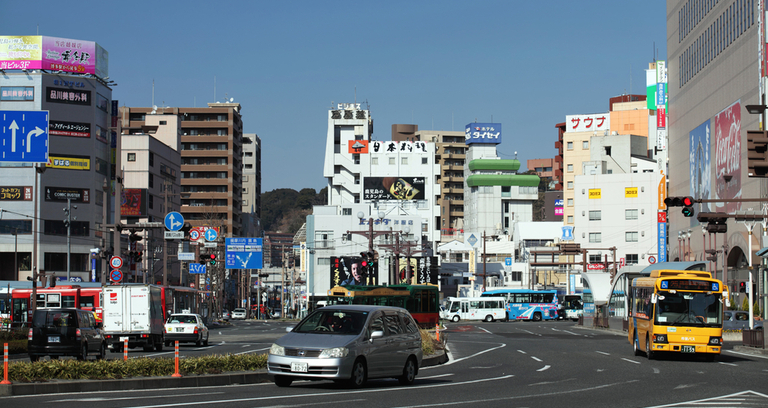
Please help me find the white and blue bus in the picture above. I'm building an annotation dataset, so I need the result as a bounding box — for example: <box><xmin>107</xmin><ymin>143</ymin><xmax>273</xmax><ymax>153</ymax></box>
<box><xmin>481</xmin><ymin>289</ymin><xmax>559</xmax><ymax>321</ymax></box>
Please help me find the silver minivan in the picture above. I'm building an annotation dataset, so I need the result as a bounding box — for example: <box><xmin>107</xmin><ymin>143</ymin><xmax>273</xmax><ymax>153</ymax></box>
<box><xmin>267</xmin><ymin>305</ymin><xmax>423</xmax><ymax>388</ymax></box>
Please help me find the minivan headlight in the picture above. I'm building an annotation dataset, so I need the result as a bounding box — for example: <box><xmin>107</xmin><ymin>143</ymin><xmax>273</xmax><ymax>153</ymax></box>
<box><xmin>319</xmin><ymin>347</ymin><xmax>349</xmax><ymax>358</ymax></box>
<box><xmin>269</xmin><ymin>343</ymin><xmax>285</xmax><ymax>356</ymax></box>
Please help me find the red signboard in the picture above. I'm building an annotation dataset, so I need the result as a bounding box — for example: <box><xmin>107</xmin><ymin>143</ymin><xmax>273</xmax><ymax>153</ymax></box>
<box><xmin>714</xmin><ymin>101</ymin><xmax>742</xmax><ymax>213</ymax></box>
<box><xmin>657</xmin><ymin>211</ymin><xmax>667</xmax><ymax>223</ymax></box>
<box><xmin>587</xmin><ymin>264</ymin><xmax>605</xmax><ymax>271</ymax></box>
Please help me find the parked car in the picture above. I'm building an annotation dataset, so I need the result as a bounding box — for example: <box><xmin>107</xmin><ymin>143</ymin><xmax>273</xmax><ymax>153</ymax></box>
<box><xmin>232</xmin><ymin>308</ymin><xmax>247</xmax><ymax>320</ymax></box>
<box><xmin>723</xmin><ymin>311</ymin><xmax>764</xmax><ymax>330</ymax></box>
<box><xmin>267</xmin><ymin>305</ymin><xmax>423</xmax><ymax>388</ymax></box>
<box><xmin>222</xmin><ymin>310</ymin><xmax>231</xmax><ymax>321</ymax></box>
<box><xmin>28</xmin><ymin>308</ymin><xmax>106</xmax><ymax>362</ymax></box>
<box><xmin>165</xmin><ymin>313</ymin><xmax>209</xmax><ymax>347</ymax></box>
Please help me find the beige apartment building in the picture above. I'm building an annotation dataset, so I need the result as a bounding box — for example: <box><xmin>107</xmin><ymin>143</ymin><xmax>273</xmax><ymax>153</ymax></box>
<box><xmin>120</xmin><ymin>103</ymin><xmax>245</xmax><ymax>237</ymax></box>
<box><xmin>391</xmin><ymin>125</ymin><xmax>467</xmax><ymax>242</ymax></box>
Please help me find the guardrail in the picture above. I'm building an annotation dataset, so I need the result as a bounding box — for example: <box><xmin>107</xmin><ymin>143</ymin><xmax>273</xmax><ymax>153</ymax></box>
<box><xmin>742</xmin><ymin>329</ymin><xmax>765</xmax><ymax>348</ymax></box>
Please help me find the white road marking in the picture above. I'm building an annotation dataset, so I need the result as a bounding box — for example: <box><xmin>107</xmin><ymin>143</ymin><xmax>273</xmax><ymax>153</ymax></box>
<box><xmin>653</xmin><ymin>367</ymin><xmax>660</xmax><ymax>374</ymax></box>
<box><xmin>531</xmin><ymin>356</ymin><xmax>542</xmax><ymax>362</ymax></box>
<box><xmin>718</xmin><ymin>361</ymin><xmax>738</xmax><ymax>367</ymax></box>
<box><xmin>595</xmin><ymin>351</ymin><xmax>610</xmax><ymax>356</ymax></box>
<box><xmin>235</xmin><ymin>347</ymin><xmax>269</xmax><ymax>355</ymax></box>
<box><xmin>724</xmin><ymin>349</ymin><xmax>768</xmax><ymax>360</ymax></box>
<box><xmin>477</xmin><ymin>326</ymin><xmax>492</xmax><ymax>334</ymax></box>
<box><xmin>424</xmin><ymin>343</ymin><xmax>507</xmax><ymax>368</ymax></box>
<box><xmin>621</xmin><ymin>358</ymin><xmax>641</xmax><ymax>364</ymax></box>
<box><xmin>537</xmin><ymin>365</ymin><xmax>551</xmax><ymax>372</ymax></box>
<box><xmin>644</xmin><ymin>390</ymin><xmax>768</xmax><ymax>408</ymax></box>
<box><xmin>517</xmin><ymin>350</ymin><xmax>527</xmax><ymax>354</ymax></box>
<box><xmin>418</xmin><ymin>373</ymin><xmax>454</xmax><ymax>379</ymax></box>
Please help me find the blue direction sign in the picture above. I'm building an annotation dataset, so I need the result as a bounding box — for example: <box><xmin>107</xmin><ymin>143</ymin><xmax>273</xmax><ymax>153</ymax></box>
<box><xmin>225</xmin><ymin>238</ymin><xmax>263</xmax><ymax>270</ymax></box>
<box><xmin>0</xmin><ymin>110</ymin><xmax>49</xmax><ymax>162</ymax></box>
<box><xmin>189</xmin><ymin>263</ymin><xmax>206</xmax><ymax>274</ymax></box>
<box><xmin>164</xmin><ymin>211</ymin><xmax>184</xmax><ymax>231</ymax></box>
<box><xmin>204</xmin><ymin>228</ymin><xmax>218</xmax><ymax>242</ymax></box>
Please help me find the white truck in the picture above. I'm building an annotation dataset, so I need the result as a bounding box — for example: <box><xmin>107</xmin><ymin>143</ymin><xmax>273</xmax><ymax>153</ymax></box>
<box><xmin>103</xmin><ymin>284</ymin><xmax>165</xmax><ymax>352</ymax></box>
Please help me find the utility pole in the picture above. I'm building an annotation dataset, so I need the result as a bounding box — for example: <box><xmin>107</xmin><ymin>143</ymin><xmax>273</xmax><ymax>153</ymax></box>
<box><xmin>63</xmin><ymin>198</ymin><xmax>76</xmax><ymax>282</ymax></box>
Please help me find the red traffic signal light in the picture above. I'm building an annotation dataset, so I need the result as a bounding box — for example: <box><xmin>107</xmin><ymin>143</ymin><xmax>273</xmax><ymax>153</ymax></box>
<box><xmin>681</xmin><ymin>197</ymin><xmax>694</xmax><ymax>206</ymax></box>
<box><xmin>739</xmin><ymin>282</ymin><xmax>746</xmax><ymax>292</ymax></box>
<box><xmin>209</xmin><ymin>253</ymin><xmax>217</xmax><ymax>265</ymax></box>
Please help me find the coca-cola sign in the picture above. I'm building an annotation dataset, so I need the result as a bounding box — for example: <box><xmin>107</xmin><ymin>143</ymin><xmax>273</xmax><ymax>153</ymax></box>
<box><xmin>714</xmin><ymin>101</ymin><xmax>742</xmax><ymax>213</ymax></box>
<box><xmin>587</xmin><ymin>264</ymin><xmax>605</xmax><ymax>271</ymax></box>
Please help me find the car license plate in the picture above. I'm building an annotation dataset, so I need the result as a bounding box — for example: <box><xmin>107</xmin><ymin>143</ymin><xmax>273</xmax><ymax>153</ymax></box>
<box><xmin>47</xmin><ymin>336</ymin><xmax>59</xmax><ymax>343</ymax></box>
<box><xmin>682</xmin><ymin>345</ymin><xmax>695</xmax><ymax>353</ymax></box>
<box><xmin>291</xmin><ymin>362</ymin><xmax>308</xmax><ymax>373</ymax></box>
<box><xmin>175</xmin><ymin>327</ymin><xmax>184</xmax><ymax>332</ymax></box>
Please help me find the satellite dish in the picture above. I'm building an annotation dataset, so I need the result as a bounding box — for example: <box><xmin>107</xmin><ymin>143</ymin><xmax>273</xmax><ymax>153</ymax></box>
<box><xmin>230</xmin><ymin>97</ymin><xmax>234</xmax><ymax>102</ymax></box>
<box><xmin>151</xmin><ymin>105</ymin><xmax>157</xmax><ymax>114</ymax></box>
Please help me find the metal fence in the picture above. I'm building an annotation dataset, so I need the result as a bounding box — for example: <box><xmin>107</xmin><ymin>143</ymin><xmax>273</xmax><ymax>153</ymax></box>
<box><xmin>742</xmin><ymin>329</ymin><xmax>765</xmax><ymax>348</ymax></box>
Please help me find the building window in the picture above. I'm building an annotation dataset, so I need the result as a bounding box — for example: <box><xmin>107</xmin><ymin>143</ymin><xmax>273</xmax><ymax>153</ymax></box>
<box><xmin>567</xmin><ymin>198</ymin><xmax>573</xmax><ymax>206</ymax></box>
<box><xmin>625</xmin><ymin>231</ymin><xmax>639</xmax><ymax>242</ymax></box>
<box><xmin>422</xmin><ymin>157</ymin><xmax>428</xmax><ymax>164</ymax></box>
<box><xmin>626</xmin><ymin>254</ymin><xmax>639</xmax><ymax>265</ymax></box>
<box><xmin>625</xmin><ymin>209</ymin><xmax>638</xmax><ymax>220</ymax></box>
<box><xmin>342</xmin><ymin>208</ymin><xmax>352</xmax><ymax>215</ymax></box>
<box><xmin>372</xmin><ymin>157</ymin><xmax>378</xmax><ymax>165</ymax></box>
<box><xmin>567</xmin><ymin>215</ymin><xmax>573</xmax><ymax>223</ymax></box>
<box><xmin>401</xmin><ymin>157</ymin><xmax>408</xmax><ymax>165</ymax></box>
<box><xmin>589</xmin><ymin>210</ymin><xmax>601</xmax><ymax>221</ymax></box>
<box><xmin>149</xmin><ymin>174</ymin><xmax>154</xmax><ymax>189</ymax></box>
<box><xmin>315</xmin><ymin>231</ymin><xmax>334</xmax><ymax>249</ymax></box>
<box><xmin>354</xmin><ymin>177</ymin><xmax>360</xmax><ymax>185</ymax></box>
<box><xmin>149</xmin><ymin>152</ymin><xmax>154</xmax><ymax>167</ymax></box>
<box><xmin>589</xmin><ymin>254</ymin><xmax>601</xmax><ymax>263</ymax></box>
<box><xmin>502</xmin><ymin>186</ymin><xmax>511</xmax><ymax>197</ymax></box>
<box><xmin>589</xmin><ymin>233</ymin><xmax>602</xmax><ymax>243</ymax></box>
<box><xmin>567</xmin><ymin>141</ymin><xmax>573</xmax><ymax>150</ymax></box>
<box><xmin>127</xmin><ymin>153</ymin><xmax>136</xmax><ymax>162</ymax></box>
<box><xmin>389</xmin><ymin>157</ymin><xmax>395</xmax><ymax>165</ymax></box>
<box><xmin>148</xmin><ymin>194</ymin><xmax>154</xmax><ymax>209</ymax></box>
<box><xmin>353</xmin><ymin>154</ymin><xmax>360</xmax><ymax>165</ymax></box>
<box><xmin>583</xmin><ymin>141</ymin><xmax>589</xmax><ymax>149</ymax></box>
<box><xmin>567</xmin><ymin>164</ymin><xmax>573</xmax><ymax>172</ymax></box>
<box><xmin>567</xmin><ymin>181</ymin><xmax>573</xmax><ymax>190</ymax></box>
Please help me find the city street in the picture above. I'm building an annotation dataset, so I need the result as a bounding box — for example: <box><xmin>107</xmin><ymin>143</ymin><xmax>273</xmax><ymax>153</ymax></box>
<box><xmin>6</xmin><ymin>319</ymin><xmax>768</xmax><ymax>407</ymax></box>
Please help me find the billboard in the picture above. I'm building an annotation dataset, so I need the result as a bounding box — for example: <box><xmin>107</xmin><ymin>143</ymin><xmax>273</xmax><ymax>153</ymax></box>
<box><xmin>397</xmin><ymin>257</ymin><xmax>438</xmax><ymax>285</ymax></box>
<box><xmin>121</xmin><ymin>189</ymin><xmax>147</xmax><ymax>217</ymax></box>
<box><xmin>565</xmin><ymin>114</ymin><xmax>610</xmax><ymax>133</ymax></box>
<box><xmin>0</xmin><ymin>36</ymin><xmax>107</xmax><ymax>77</ymax></box>
<box><xmin>44</xmin><ymin>187</ymin><xmax>90</xmax><ymax>203</ymax></box>
<box><xmin>689</xmin><ymin>120</ymin><xmax>712</xmax><ymax>217</ymax></box>
<box><xmin>465</xmin><ymin>123</ymin><xmax>501</xmax><ymax>145</ymax></box>
<box><xmin>330</xmin><ymin>256</ymin><xmax>378</xmax><ymax>287</ymax></box>
<box><xmin>714</xmin><ymin>100</ymin><xmax>742</xmax><ymax>213</ymax></box>
<box><xmin>363</xmin><ymin>177</ymin><xmax>425</xmax><ymax>201</ymax></box>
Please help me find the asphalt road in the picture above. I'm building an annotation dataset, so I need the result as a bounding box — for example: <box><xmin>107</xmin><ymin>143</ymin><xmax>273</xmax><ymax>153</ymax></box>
<box><xmin>6</xmin><ymin>319</ymin><xmax>768</xmax><ymax>407</ymax></box>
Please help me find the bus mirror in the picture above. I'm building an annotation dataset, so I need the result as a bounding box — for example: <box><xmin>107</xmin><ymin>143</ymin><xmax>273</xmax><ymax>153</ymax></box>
<box><xmin>651</xmin><ymin>294</ymin><xmax>657</xmax><ymax>304</ymax></box>
<box><xmin>657</xmin><ymin>295</ymin><xmax>665</xmax><ymax>301</ymax></box>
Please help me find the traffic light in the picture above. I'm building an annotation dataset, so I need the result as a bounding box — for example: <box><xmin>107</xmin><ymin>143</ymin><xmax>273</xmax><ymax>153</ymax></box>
<box><xmin>697</xmin><ymin>212</ymin><xmax>728</xmax><ymax>233</ymax></box>
<box><xmin>209</xmin><ymin>253</ymin><xmax>217</xmax><ymax>265</ymax></box>
<box><xmin>134</xmin><ymin>251</ymin><xmax>143</xmax><ymax>263</ymax></box>
<box><xmin>739</xmin><ymin>282</ymin><xmax>746</xmax><ymax>293</ymax></box>
<box><xmin>199</xmin><ymin>253</ymin><xmax>207</xmax><ymax>265</ymax></box>
<box><xmin>705</xmin><ymin>249</ymin><xmax>718</xmax><ymax>262</ymax></box>
<box><xmin>129</xmin><ymin>232</ymin><xmax>142</xmax><ymax>242</ymax></box>
<box><xmin>665</xmin><ymin>196</ymin><xmax>695</xmax><ymax>217</ymax></box>
<box><xmin>747</xmin><ymin>130</ymin><xmax>768</xmax><ymax>177</ymax></box>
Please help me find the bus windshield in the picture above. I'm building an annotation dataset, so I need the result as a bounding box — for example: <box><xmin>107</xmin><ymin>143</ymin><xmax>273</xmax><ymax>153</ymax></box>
<box><xmin>655</xmin><ymin>291</ymin><xmax>722</xmax><ymax>327</ymax></box>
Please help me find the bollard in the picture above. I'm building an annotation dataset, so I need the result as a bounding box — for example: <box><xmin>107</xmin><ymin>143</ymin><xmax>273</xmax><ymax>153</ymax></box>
<box><xmin>172</xmin><ymin>341</ymin><xmax>182</xmax><ymax>377</ymax></box>
<box><xmin>1</xmin><ymin>343</ymin><xmax>10</xmax><ymax>385</ymax></box>
<box><xmin>435</xmin><ymin>323</ymin><xmax>440</xmax><ymax>342</ymax></box>
<box><xmin>123</xmin><ymin>338</ymin><xmax>128</xmax><ymax>361</ymax></box>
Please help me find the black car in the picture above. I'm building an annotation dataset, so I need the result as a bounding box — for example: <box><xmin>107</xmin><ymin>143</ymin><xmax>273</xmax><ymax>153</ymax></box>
<box><xmin>28</xmin><ymin>308</ymin><xmax>106</xmax><ymax>362</ymax></box>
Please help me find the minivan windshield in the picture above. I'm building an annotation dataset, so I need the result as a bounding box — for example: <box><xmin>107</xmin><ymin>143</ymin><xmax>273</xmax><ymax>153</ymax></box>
<box><xmin>294</xmin><ymin>310</ymin><xmax>368</xmax><ymax>335</ymax></box>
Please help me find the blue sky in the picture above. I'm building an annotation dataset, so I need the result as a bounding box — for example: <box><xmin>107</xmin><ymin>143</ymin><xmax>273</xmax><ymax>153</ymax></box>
<box><xmin>1</xmin><ymin>1</ymin><xmax>667</xmax><ymax>193</ymax></box>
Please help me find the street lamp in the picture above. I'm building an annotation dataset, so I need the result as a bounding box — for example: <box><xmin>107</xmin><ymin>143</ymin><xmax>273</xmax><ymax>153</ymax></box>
<box><xmin>677</xmin><ymin>231</ymin><xmax>683</xmax><ymax>261</ymax></box>
<box><xmin>735</xmin><ymin>210</ymin><xmax>762</xmax><ymax>330</ymax></box>
<box><xmin>686</xmin><ymin>229</ymin><xmax>692</xmax><ymax>261</ymax></box>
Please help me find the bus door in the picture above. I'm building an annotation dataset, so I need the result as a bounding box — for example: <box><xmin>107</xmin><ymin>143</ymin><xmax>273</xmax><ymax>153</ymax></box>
<box><xmin>460</xmin><ymin>300</ymin><xmax>470</xmax><ymax>320</ymax></box>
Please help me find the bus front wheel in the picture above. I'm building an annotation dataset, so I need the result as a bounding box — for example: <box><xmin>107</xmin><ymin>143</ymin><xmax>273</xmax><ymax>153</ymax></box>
<box><xmin>645</xmin><ymin>336</ymin><xmax>654</xmax><ymax>360</ymax></box>
<box><xmin>484</xmin><ymin>315</ymin><xmax>494</xmax><ymax>322</ymax></box>
<box><xmin>452</xmin><ymin>315</ymin><xmax>460</xmax><ymax>322</ymax></box>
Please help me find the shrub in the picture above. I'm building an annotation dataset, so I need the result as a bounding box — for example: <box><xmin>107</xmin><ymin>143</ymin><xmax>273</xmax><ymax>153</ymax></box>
<box><xmin>7</xmin><ymin>353</ymin><xmax>268</xmax><ymax>382</ymax></box>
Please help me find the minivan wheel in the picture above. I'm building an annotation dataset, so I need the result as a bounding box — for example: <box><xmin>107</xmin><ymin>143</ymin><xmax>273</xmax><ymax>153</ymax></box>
<box><xmin>348</xmin><ymin>359</ymin><xmax>367</xmax><ymax>388</ymax></box>
<box><xmin>398</xmin><ymin>357</ymin><xmax>417</xmax><ymax>385</ymax></box>
<box><xmin>452</xmin><ymin>315</ymin><xmax>460</xmax><ymax>322</ymax></box>
<box><xmin>484</xmin><ymin>315</ymin><xmax>494</xmax><ymax>322</ymax></box>
<box><xmin>97</xmin><ymin>343</ymin><xmax>106</xmax><ymax>360</ymax></box>
<box><xmin>78</xmin><ymin>344</ymin><xmax>88</xmax><ymax>361</ymax></box>
<box><xmin>274</xmin><ymin>375</ymin><xmax>293</xmax><ymax>387</ymax></box>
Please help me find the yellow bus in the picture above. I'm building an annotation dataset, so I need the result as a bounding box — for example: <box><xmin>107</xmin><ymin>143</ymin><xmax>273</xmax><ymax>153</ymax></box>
<box><xmin>628</xmin><ymin>269</ymin><xmax>727</xmax><ymax>361</ymax></box>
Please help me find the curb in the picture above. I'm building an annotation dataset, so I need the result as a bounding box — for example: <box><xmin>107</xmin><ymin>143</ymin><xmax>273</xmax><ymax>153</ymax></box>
<box><xmin>0</xmin><ymin>371</ymin><xmax>273</xmax><ymax>396</ymax></box>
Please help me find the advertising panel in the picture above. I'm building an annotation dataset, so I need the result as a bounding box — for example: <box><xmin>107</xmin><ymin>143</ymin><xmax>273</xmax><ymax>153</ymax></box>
<box><xmin>348</xmin><ymin>140</ymin><xmax>369</xmax><ymax>154</ymax></box>
<box><xmin>371</xmin><ymin>140</ymin><xmax>428</xmax><ymax>154</ymax></box>
<box><xmin>588</xmin><ymin>189</ymin><xmax>601</xmax><ymax>199</ymax></box>
<box><xmin>44</xmin><ymin>187</ymin><xmax>90</xmax><ymax>203</ymax></box>
<box><xmin>0</xmin><ymin>186</ymin><xmax>32</xmax><ymax>201</ymax></box>
<box><xmin>46</xmin><ymin>87</ymin><xmax>91</xmax><ymax>106</ymax></box>
<box><xmin>565</xmin><ymin>114</ymin><xmax>609</xmax><ymax>133</ymax></box>
<box><xmin>397</xmin><ymin>256</ymin><xmax>438</xmax><ymax>285</ymax></box>
<box><xmin>0</xmin><ymin>86</ymin><xmax>34</xmax><ymax>101</ymax></box>
<box><xmin>625</xmin><ymin>187</ymin><xmax>638</xmax><ymax>198</ymax></box>
<box><xmin>465</xmin><ymin>123</ymin><xmax>502</xmax><ymax>145</ymax></box>
<box><xmin>0</xmin><ymin>36</ymin><xmax>103</xmax><ymax>75</ymax></box>
<box><xmin>46</xmin><ymin>155</ymin><xmax>90</xmax><ymax>170</ymax></box>
<box><xmin>50</xmin><ymin>120</ymin><xmax>90</xmax><ymax>138</ymax></box>
<box><xmin>363</xmin><ymin>177</ymin><xmax>425</xmax><ymax>201</ymax></box>
<box><xmin>689</xmin><ymin>120</ymin><xmax>712</xmax><ymax>215</ymax></box>
<box><xmin>330</xmin><ymin>256</ymin><xmax>378</xmax><ymax>287</ymax></box>
<box><xmin>714</xmin><ymin>100</ymin><xmax>742</xmax><ymax>213</ymax></box>
<box><xmin>121</xmin><ymin>189</ymin><xmax>146</xmax><ymax>217</ymax></box>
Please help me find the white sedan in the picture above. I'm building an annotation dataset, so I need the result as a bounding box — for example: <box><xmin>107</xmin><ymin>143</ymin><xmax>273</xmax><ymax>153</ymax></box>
<box><xmin>232</xmin><ymin>308</ymin><xmax>247</xmax><ymax>320</ymax></box>
<box><xmin>165</xmin><ymin>313</ymin><xmax>209</xmax><ymax>347</ymax></box>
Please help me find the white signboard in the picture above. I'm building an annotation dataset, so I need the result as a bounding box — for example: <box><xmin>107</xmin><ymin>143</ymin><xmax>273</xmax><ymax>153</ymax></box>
<box><xmin>177</xmin><ymin>252</ymin><xmax>195</xmax><ymax>261</ymax></box>
<box><xmin>164</xmin><ymin>231</ymin><xmax>184</xmax><ymax>240</ymax></box>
